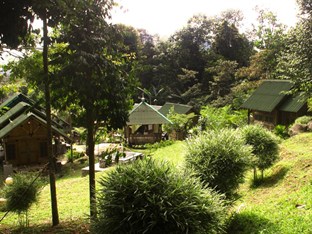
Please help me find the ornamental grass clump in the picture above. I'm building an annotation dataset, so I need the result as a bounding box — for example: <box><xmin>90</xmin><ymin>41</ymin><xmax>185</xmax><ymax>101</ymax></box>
<box><xmin>93</xmin><ymin>159</ymin><xmax>227</xmax><ymax>234</ymax></box>
<box><xmin>185</xmin><ymin>128</ymin><xmax>252</xmax><ymax>198</ymax></box>
<box><xmin>241</xmin><ymin>124</ymin><xmax>280</xmax><ymax>181</ymax></box>
<box><xmin>2</xmin><ymin>173</ymin><xmax>44</xmax><ymax>227</ymax></box>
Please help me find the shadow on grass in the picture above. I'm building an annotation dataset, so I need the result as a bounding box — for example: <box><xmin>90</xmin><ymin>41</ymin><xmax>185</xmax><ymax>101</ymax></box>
<box><xmin>250</xmin><ymin>166</ymin><xmax>289</xmax><ymax>188</ymax></box>
<box><xmin>3</xmin><ymin>219</ymin><xmax>90</xmax><ymax>234</ymax></box>
<box><xmin>226</xmin><ymin>211</ymin><xmax>280</xmax><ymax>234</ymax></box>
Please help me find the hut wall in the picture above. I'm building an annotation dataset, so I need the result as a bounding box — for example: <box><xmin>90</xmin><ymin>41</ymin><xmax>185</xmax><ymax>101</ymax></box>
<box><xmin>127</xmin><ymin>124</ymin><xmax>162</xmax><ymax>145</ymax></box>
<box><xmin>251</xmin><ymin>110</ymin><xmax>276</xmax><ymax>129</ymax></box>
<box><xmin>4</xmin><ymin>117</ymin><xmax>48</xmax><ymax>166</ymax></box>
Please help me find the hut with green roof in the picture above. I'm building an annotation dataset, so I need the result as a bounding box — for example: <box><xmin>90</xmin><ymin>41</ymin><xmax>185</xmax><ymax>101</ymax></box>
<box><xmin>0</xmin><ymin>93</ymin><xmax>70</xmax><ymax>166</ymax></box>
<box><xmin>241</xmin><ymin>80</ymin><xmax>308</xmax><ymax>129</ymax></box>
<box><xmin>125</xmin><ymin>98</ymin><xmax>171</xmax><ymax>145</ymax></box>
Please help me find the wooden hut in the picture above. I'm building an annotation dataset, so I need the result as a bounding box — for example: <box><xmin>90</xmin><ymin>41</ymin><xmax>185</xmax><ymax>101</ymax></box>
<box><xmin>0</xmin><ymin>93</ymin><xmax>70</xmax><ymax>166</ymax></box>
<box><xmin>124</xmin><ymin>98</ymin><xmax>171</xmax><ymax>145</ymax></box>
<box><xmin>241</xmin><ymin>80</ymin><xmax>308</xmax><ymax>129</ymax></box>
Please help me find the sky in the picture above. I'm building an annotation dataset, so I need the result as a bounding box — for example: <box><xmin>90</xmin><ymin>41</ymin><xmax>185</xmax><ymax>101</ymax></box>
<box><xmin>111</xmin><ymin>0</ymin><xmax>299</xmax><ymax>38</ymax></box>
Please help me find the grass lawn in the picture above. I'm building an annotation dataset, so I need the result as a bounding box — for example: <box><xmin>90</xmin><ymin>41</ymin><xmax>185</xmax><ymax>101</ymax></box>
<box><xmin>0</xmin><ymin>133</ymin><xmax>311</xmax><ymax>233</ymax></box>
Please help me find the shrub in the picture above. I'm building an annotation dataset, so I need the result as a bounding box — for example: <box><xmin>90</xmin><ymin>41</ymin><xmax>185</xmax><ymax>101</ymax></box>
<box><xmin>163</xmin><ymin>107</ymin><xmax>196</xmax><ymax>140</ymax></box>
<box><xmin>273</xmin><ymin>125</ymin><xmax>289</xmax><ymax>139</ymax></box>
<box><xmin>199</xmin><ymin>105</ymin><xmax>247</xmax><ymax>131</ymax></box>
<box><xmin>294</xmin><ymin>115</ymin><xmax>312</xmax><ymax>125</ymax></box>
<box><xmin>93</xmin><ymin>159</ymin><xmax>227</xmax><ymax>234</ymax></box>
<box><xmin>185</xmin><ymin>129</ymin><xmax>252</xmax><ymax>198</ymax></box>
<box><xmin>241</xmin><ymin>125</ymin><xmax>279</xmax><ymax>180</ymax></box>
<box><xmin>65</xmin><ymin>149</ymin><xmax>84</xmax><ymax>163</ymax></box>
<box><xmin>2</xmin><ymin>173</ymin><xmax>44</xmax><ymax>227</ymax></box>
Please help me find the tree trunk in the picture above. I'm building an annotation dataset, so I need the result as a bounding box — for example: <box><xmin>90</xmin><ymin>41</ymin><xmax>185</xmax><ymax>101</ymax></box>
<box><xmin>253</xmin><ymin>166</ymin><xmax>257</xmax><ymax>181</ymax></box>
<box><xmin>43</xmin><ymin>10</ymin><xmax>59</xmax><ymax>226</ymax></box>
<box><xmin>86</xmin><ymin>105</ymin><xmax>97</xmax><ymax>219</ymax></box>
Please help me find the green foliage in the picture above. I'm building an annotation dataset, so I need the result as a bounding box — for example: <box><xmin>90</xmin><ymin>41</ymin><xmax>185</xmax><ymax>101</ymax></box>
<box><xmin>73</xmin><ymin>127</ymin><xmax>87</xmax><ymax>144</ymax></box>
<box><xmin>294</xmin><ymin>115</ymin><xmax>312</xmax><ymax>125</ymax></box>
<box><xmin>2</xmin><ymin>173</ymin><xmax>44</xmax><ymax>226</ymax></box>
<box><xmin>212</xmin><ymin>21</ymin><xmax>253</xmax><ymax>67</ymax></box>
<box><xmin>94</xmin><ymin>127</ymin><xmax>108</xmax><ymax>144</ymax></box>
<box><xmin>199</xmin><ymin>105</ymin><xmax>247</xmax><ymax>131</ymax></box>
<box><xmin>207</xmin><ymin>59</ymin><xmax>238</xmax><ymax>99</ymax></box>
<box><xmin>273</xmin><ymin>125</ymin><xmax>289</xmax><ymax>139</ymax></box>
<box><xmin>276</xmin><ymin>20</ymin><xmax>312</xmax><ymax>98</ymax></box>
<box><xmin>145</xmin><ymin>140</ymin><xmax>174</xmax><ymax>152</ymax></box>
<box><xmin>185</xmin><ymin>129</ymin><xmax>252</xmax><ymax>198</ymax></box>
<box><xmin>241</xmin><ymin>125</ymin><xmax>280</xmax><ymax>180</ymax></box>
<box><xmin>93</xmin><ymin>159</ymin><xmax>227</xmax><ymax>234</ymax></box>
<box><xmin>163</xmin><ymin>107</ymin><xmax>196</xmax><ymax>139</ymax></box>
<box><xmin>65</xmin><ymin>149</ymin><xmax>84</xmax><ymax>163</ymax></box>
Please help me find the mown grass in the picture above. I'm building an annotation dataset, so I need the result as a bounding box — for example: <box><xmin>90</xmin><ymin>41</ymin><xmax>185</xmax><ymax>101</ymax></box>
<box><xmin>0</xmin><ymin>133</ymin><xmax>311</xmax><ymax>233</ymax></box>
<box><xmin>149</xmin><ymin>140</ymin><xmax>186</xmax><ymax>169</ymax></box>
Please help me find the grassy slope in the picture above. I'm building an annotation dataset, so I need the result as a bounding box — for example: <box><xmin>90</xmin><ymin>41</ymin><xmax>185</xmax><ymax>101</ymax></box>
<box><xmin>152</xmin><ymin>135</ymin><xmax>312</xmax><ymax>234</ymax></box>
<box><xmin>229</xmin><ymin>132</ymin><xmax>312</xmax><ymax>234</ymax></box>
<box><xmin>0</xmin><ymin>134</ymin><xmax>311</xmax><ymax>233</ymax></box>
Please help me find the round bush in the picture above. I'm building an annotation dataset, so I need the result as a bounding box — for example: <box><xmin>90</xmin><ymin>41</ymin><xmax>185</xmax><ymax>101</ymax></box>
<box><xmin>241</xmin><ymin>124</ymin><xmax>279</xmax><ymax>173</ymax></box>
<box><xmin>93</xmin><ymin>159</ymin><xmax>227</xmax><ymax>234</ymax></box>
<box><xmin>185</xmin><ymin>129</ymin><xmax>252</xmax><ymax>197</ymax></box>
<box><xmin>3</xmin><ymin>173</ymin><xmax>43</xmax><ymax>214</ymax></box>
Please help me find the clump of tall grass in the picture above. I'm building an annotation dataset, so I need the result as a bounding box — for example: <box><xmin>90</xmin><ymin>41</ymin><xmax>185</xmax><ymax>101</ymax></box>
<box><xmin>241</xmin><ymin>124</ymin><xmax>279</xmax><ymax>181</ymax></box>
<box><xmin>185</xmin><ymin>128</ymin><xmax>252</xmax><ymax>198</ymax></box>
<box><xmin>93</xmin><ymin>159</ymin><xmax>227</xmax><ymax>234</ymax></box>
<box><xmin>2</xmin><ymin>173</ymin><xmax>44</xmax><ymax>227</ymax></box>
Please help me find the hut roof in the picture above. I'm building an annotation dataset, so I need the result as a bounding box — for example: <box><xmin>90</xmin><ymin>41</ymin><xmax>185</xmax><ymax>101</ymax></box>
<box><xmin>0</xmin><ymin>93</ymin><xmax>70</xmax><ymax>140</ymax></box>
<box><xmin>159</xmin><ymin>102</ymin><xmax>193</xmax><ymax>116</ymax></box>
<box><xmin>241</xmin><ymin>80</ymin><xmax>305</xmax><ymax>112</ymax></box>
<box><xmin>0</xmin><ymin>102</ymin><xmax>31</xmax><ymax>128</ymax></box>
<box><xmin>127</xmin><ymin>99</ymin><xmax>171</xmax><ymax>125</ymax></box>
<box><xmin>0</xmin><ymin>112</ymin><xmax>69</xmax><ymax>140</ymax></box>
<box><xmin>0</xmin><ymin>93</ymin><xmax>36</xmax><ymax>109</ymax></box>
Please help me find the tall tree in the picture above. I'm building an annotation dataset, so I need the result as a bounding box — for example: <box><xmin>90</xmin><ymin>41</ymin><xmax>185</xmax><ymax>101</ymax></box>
<box><xmin>277</xmin><ymin>0</ymin><xmax>312</xmax><ymax>98</ymax></box>
<box><xmin>207</xmin><ymin>59</ymin><xmax>238</xmax><ymax>103</ymax></box>
<box><xmin>247</xmin><ymin>9</ymin><xmax>287</xmax><ymax>80</ymax></box>
<box><xmin>212</xmin><ymin>21</ymin><xmax>253</xmax><ymax>67</ymax></box>
<box><xmin>50</xmin><ymin>0</ymin><xmax>136</xmax><ymax>219</ymax></box>
<box><xmin>161</xmin><ymin>14</ymin><xmax>214</xmax><ymax>104</ymax></box>
<box><xmin>0</xmin><ymin>0</ymin><xmax>62</xmax><ymax>225</ymax></box>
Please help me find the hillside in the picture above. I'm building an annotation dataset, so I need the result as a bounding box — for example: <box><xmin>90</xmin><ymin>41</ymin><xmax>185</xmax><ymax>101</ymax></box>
<box><xmin>152</xmin><ymin>134</ymin><xmax>312</xmax><ymax>234</ymax></box>
<box><xmin>228</xmin><ymin>132</ymin><xmax>312</xmax><ymax>234</ymax></box>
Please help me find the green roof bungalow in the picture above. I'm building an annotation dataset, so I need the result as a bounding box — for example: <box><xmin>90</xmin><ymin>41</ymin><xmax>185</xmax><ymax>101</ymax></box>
<box><xmin>158</xmin><ymin>102</ymin><xmax>193</xmax><ymax>116</ymax></box>
<box><xmin>125</xmin><ymin>98</ymin><xmax>171</xmax><ymax>146</ymax></box>
<box><xmin>0</xmin><ymin>93</ymin><xmax>70</xmax><ymax>166</ymax></box>
<box><xmin>159</xmin><ymin>102</ymin><xmax>195</xmax><ymax>140</ymax></box>
<box><xmin>241</xmin><ymin>80</ymin><xmax>309</xmax><ymax>129</ymax></box>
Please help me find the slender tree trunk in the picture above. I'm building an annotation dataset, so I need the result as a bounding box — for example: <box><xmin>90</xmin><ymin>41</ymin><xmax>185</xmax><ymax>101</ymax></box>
<box><xmin>86</xmin><ymin>105</ymin><xmax>97</xmax><ymax>219</ymax></box>
<box><xmin>43</xmin><ymin>10</ymin><xmax>59</xmax><ymax>226</ymax></box>
<box><xmin>253</xmin><ymin>166</ymin><xmax>257</xmax><ymax>181</ymax></box>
